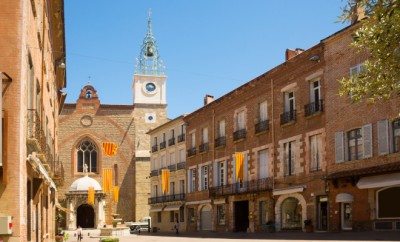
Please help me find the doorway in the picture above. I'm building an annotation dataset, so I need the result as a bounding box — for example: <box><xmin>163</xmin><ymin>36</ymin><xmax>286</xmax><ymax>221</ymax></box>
<box><xmin>341</xmin><ymin>203</ymin><xmax>352</xmax><ymax>230</ymax></box>
<box><xmin>317</xmin><ymin>196</ymin><xmax>328</xmax><ymax>231</ymax></box>
<box><xmin>200</xmin><ymin>205</ymin><xmax>212</xmax><ymax>230</ymax></box>
<box><xmin>234</xmin><ymin>200</ymin><xmax>249</xmax><ymax>232</ymax></box>
<box><xmin>77</xmin><ymin>204</ymin><xmax>95</xmax><ymax>228</ymax></box>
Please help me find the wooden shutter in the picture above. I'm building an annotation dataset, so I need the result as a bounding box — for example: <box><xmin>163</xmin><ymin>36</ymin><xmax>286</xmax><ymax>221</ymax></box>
<box><xmin>362</xmin><ymin>123</ymin><xmax>373</xmax><ymax>158</ymax></box>
<box><xmin>377</xmin><ymin>120</ymin><xmax>389</xmax><ymax>155</ymax></box>
<box><xmin>199</xmin><ymin>167</ymin><xmax>203</xmax><ymax>191</ymax></box>
<box><xmin>213</xmin><ymin>162</ymin><xmax>218</xmax><ymax>187</ymax></box>
<box><xmin>335</xmin><ymin>131</ymin><xmax>344</xmax><ymax>163</ymax></box>
<box><xmin>187</xmin><ymin>170</ymin><xmax>191</xmax><ymax>193</ymax></box>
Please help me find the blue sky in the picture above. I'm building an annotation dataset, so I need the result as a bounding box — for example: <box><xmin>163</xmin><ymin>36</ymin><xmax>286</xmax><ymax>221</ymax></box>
<box><xmin>64</xmin><ymin>1</ymin><xmax>347</xmax><ymax>119</ymax></box>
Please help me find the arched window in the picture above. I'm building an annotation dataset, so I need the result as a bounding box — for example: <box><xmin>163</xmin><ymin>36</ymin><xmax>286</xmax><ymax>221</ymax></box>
<box><xmin>377</xmin><ymin>186</ymin><xmax>400</xmax><ymax>218</ymax></box>
<box><xmin>77</xmin><ymin>140</ymin><xmax>98</xmax><ymax>173</ymax></box>
<box><xmin>86</xmin><ymin>90</ymin><xmax>92</xmax><ymax>99</ymax></box>
<box><xmin>281</xmin><ymin>197</ymin><xmax>302</xmax><ymax>229</ymax></box>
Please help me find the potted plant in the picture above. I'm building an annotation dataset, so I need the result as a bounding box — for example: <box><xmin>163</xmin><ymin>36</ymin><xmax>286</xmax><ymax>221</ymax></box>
<box><xmin>304</xmin><ymin>219</ymin><xmax>313</xmax><ymax>233</ymax></box>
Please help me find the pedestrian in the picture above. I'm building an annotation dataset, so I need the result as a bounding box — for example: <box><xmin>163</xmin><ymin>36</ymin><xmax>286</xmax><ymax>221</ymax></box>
<box><xmin>76</xmin><ymin>225</ymin><xmax>83</xmax><ymax>241</ymax></box>
<box><xmin>175</xmin><ymin>220</ymin><xmax>179</xmax><ymax>235</ymax></box>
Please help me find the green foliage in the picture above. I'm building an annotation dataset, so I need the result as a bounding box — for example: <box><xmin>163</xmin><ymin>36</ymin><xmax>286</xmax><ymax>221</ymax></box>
<box><xmin>338</xmin><ymin>0</ymin><xmax>400</xmax><ymax>102</ymax></box>
<box><xmin>100</xmin><ymin>238</ymin><xmax>119</xmax><ymax>242</ymax></box>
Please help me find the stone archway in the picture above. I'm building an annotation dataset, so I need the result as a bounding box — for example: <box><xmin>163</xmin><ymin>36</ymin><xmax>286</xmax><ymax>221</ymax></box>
<box><xmin>275</xmin><ymin>193</ymin><xmax>307</xmax><ymax>231</ymax></box>
<box><xmin>77</xmin><ymin>204</ymin><xmax>95</xmax><ymax>228</ymax></box>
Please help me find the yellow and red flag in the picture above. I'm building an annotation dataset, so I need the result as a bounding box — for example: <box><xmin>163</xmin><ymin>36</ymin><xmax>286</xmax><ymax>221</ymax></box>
<box><xmin>113</xmin><ymin>186</ymin><xmax>119</xmax><ymax>203</ymax></box>
<box><xmin>235</xmin><ymin>153</ymin><xmax>244</xmax><ymax>182</ymax></box>
<box><xmin>161</xmin><ymin>169</ymin><xmax>170</xmax><ymax>194</ymax></box>
<box><xmin>102</xmin><ymin>168</ymin><xmax>113</xmax><ymax>193</ymax></box>
<box><xmin>88</xmin><ymin>187</ymin><xmax>95</xmax><ymax>205</ymax></box>
<box><xmin>102</xmin><ymin>142</ymin><xmax>118</xmax><ymax>156</ymax></box>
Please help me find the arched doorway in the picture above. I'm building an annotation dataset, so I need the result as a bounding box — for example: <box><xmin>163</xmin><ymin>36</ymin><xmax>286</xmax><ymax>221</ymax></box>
<box><xmin>281</xmin><ymin>197</ymin><xmax>302</xmax><ymax>230</ymax></box>
<box><xmin>77</xmin><ymin>204</ymin><xmax>95</xmax><ymax>228</ymax></box>
<box><xmin>200</xmin><ymin>205</ymin><xmax>212</xmax><ymax>231</ymax></box>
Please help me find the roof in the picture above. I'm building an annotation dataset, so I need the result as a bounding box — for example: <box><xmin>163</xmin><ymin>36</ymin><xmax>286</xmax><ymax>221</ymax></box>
<box><xmin>327</xmin><ymin>161</ymin><xmax>400</xmax><ymax>179</ymax></box>
<box><xmin>146</xmin><ymin>114</ymin><xmax>187</xmax><ymax>134</ymax></box>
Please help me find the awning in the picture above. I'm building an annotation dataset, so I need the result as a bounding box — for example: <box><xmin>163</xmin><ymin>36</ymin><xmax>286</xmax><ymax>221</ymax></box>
<box><xmin>163</xmin><ymin>205</ymin><xmax>182</xmax><ymax>211</ymax></box>
<box><xmin>335</xmin><ymin>193</ymin><xmax>354</xmax><ymax>203</ymax></box>
<box><xmin>185</xmin><ymin>199</ymin><xmax>211</xmax><ymax>205</ymax></box>
<box><xmin>55</xmin><ymin>203</ymin><xmax>74</xmax><ymax>213</ymax></box>
<box><xmin>273</xmin><ymin>186</ymin><xmax>305</xmax><ymax>196</ymax></box>
<box><xmin>357</xmin><ymin>172</ymin><xmax>400</xmax><ymax>189</ymax></box>
<box><xmin>149</xmin><ymin>206</ymin><xmax>164</xmax><ymax>212</ymax></box>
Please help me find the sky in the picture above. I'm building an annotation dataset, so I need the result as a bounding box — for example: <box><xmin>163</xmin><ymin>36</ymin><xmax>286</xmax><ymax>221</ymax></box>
<box><xmin>64</xmin><ymin>1</ymin><xmax>348</xmax><ymax>119</ymax></box>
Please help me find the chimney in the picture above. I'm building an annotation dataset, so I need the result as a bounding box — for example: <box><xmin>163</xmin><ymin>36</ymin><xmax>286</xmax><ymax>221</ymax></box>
<box><xmin>204</xmin><ymin>94</ymin><xmax>214</xmax><ymax>106</ymax></box>
<box><xmin>351</xmin><ymin>3</ymin><xmax>365</xmax><ymax>24</ymax></box>
<box><xmin>285</xmin><ymin>48</ymin><xmax>305</xmax><ymax>61</ymax></box>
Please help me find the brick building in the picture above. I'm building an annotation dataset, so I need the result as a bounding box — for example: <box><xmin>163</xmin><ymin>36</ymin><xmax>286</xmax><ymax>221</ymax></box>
<box><xmin>57</xmin><ymin>14</ymin><xmax>168</xmax><ymax>229</ymax></box>
<box><xmin>0</xmin><ymin>0</ymin><xmax>66</xmax><ymax>241</ymax></box>
<box><xmin>148</xmin><ymin>115</ymin><xmax>187</xmax><ymax>232</ymax></box>
<box><xmin>181</xmin><ymin>18</ymin><xmax>400</xmax><ymax>233</ymax></box>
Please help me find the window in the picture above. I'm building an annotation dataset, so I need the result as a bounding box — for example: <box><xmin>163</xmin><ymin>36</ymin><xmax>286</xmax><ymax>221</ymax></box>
<box><xmin>285</xmin><ymin>91</ymin><xmax>295</xmax><ymax>112</ymax></box>
<box><xmin>27</xmin><ymin>54</ymin><xmax>35</xmax><ymax>109</ymax></box>
<box><xmin>188</xmin><ymin>168</ymin><xmax>196</xmax><ymax>193</ymax></box>
<box><xmin>350</xmin><ymin>63</ymin><xmax>366</xmax><ymax>78</ymax></box>
<box><xmin>281</xmin><ymin>197</ymin><xmax>302</xmax><ymax>229</ymax></box>
<box><xmin>157</xmin><ymin>212</ymin><xmax>161</xmax><ymax>223</ymax></box>
<box><xmin>310</xmin><ymin>80</ymin><xmax>320</xmax><ymax>103</ymax></box>
<box><xmin>284</xmin><ymin>141</ymin><xmax>295</xmax><ymax>176</ymax></box>
<box><xmin>179</xmin><ymin>206</ymin><xmax>185</xmax><ymax>222</ymax></box>
<box><xmin>218</xmin><ymin>120</ymin><xmax>225</xmax><ymax>137</ymax></box>
<box><xmin>200</xmin><ymin>165</ymin><xmax>209</xmax><ymax>191</ymax></box>
<box><xmin>169</xmin><ymin>152</ymin><xmax>175</xmax><ymax>166</ymax></box>
<box><xmin>179</xmin><ymin>149</ymin><xmax>185</xmax><ymax>163</ymax></box>
<box><xmin>153</xmin><ymin>185</ymin><xmax>158</xmax><ymax>197</ymax></box>
<box><xmin>114</xmin><ymin>164</ymin><xmax>118</xmax><ymax>185</ymax></box>
<box><xmin>170</xmin><ymin>129</ymin><xmax>175</xmax><ymax>139</ymax></box>
<box><xmin>77</xmin><ymin>140</ymin><xmax>98</xmax><ymax>173</ymax></box>
<box><xmin>217</xmin><ymin>205</ymin><xmax>226</xmax><ymax>225</ymax></box>
<box><xmin>179</xmin><ymin>180</ymin><xmax>185</xmax><ymax>194</ymax></box>
<box><xmin>259</xmin><ymin>201</ymin><xmax>268</xmax><ymax>225</ymax></box>
<box><xmin>236</xmin><ymin>110</ymin><xmax>245</xmax><ymax>131</ymax></box>
<box><xmin>161</xmin><ymin>155</ymin><xmax>166</xmax><ymax>168</ymax></box>
<box><xmin>190</xmin><ymin>133</ymin><xmax>196</xmax><ymax>148</ymax></box>
<box><xmin>377</xmin><ymin>187</ymin><xmax>400</xmax><ymax>218</ymax></box>
<box><xmin>259</xmin><ymin>100</ymin><xmax>268</xmax><ymax>122</ymax></box>
<box><xmin>258</xmin><ymin>149</ymin><xmax>269</xmax><ymax>179</ymax></box>
<box><xmin>170</xmin><ymin>182</ymin><xmax>175</xmax><ymax>195</ymax></box>
<box><xmin>188</xmin><ymin>208</ymin><xmax>195</xmax><ymax>223</ymax></box>
<box><xmin>153</xmin><ymin>136</ymin><xmax>158</xmax><ymax>147</ymax></box>
<box><xmin>281</xmin><ymin>91</ymin><xmax>296</xmax><ymax>124</ymax></box>
<box><xmin>348</xmin><ymin>128</ymin><xmax>363</xmax><ymax>161</ymax></box>
<box><xmin>202</xmin><ymin>127</ymin><xmax>208</xmax><ymax>144</ymax></box>
<box><xmin>310</xmin><ymin>134</ymin><xmax>323</xmax><ymax>171</ymax></box>
<box><xmin>393</xmin><ymin>120</ymin><xmax>400</xmax><ymax>153</ymax></box>
<box><xmin>86</xmin><ymin>90</ymin><xmax>92</xmax><ymax>99</ymax></box>
<box><xmin>170</xmin><ymin>211</ymin><xmax>175</xmax><ymax>222</ymax></box>
<box><xmin>219</xmin><ymin>161</ymin><xmax>226</xmax><ymax>186</ymax></box>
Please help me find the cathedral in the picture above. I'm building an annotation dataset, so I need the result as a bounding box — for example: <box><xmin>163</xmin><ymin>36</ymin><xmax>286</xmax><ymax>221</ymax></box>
<box><xmin>57</xmin><ymin>14</ymin><xmax>169</xmax><ymax>229</ymax></box>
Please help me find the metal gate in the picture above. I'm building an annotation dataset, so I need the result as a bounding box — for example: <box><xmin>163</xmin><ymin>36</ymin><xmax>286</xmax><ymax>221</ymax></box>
<box><xmin>200</xmin><ymin>206</ymin><xmax>212</xmax><ymax>230</ymax></box>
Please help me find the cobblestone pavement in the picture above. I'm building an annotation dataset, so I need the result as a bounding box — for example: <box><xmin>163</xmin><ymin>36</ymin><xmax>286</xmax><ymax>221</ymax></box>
<box><xmin>66</xmin><ymin>229</ymin><xmax>400</xmax><ymax>242</ymax></box>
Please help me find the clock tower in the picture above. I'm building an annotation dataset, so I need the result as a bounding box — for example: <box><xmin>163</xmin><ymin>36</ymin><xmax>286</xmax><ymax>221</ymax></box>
<box><xmin>133</xmin><ymin>10</ymin><xmax>167</xmax><ymax>106</ymax></box>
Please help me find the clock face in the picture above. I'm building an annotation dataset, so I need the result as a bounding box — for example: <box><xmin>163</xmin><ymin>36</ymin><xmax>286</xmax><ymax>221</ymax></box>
<box><xmin>145</xmin><ymin>82</ymin><xmax>156</xmax><ymax>93</ymax></box>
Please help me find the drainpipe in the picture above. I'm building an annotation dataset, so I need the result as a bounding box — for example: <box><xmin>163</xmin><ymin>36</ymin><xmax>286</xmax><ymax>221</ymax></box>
<box><xmin>270</xmin><ymin>79</ymin><xmax>276</xmax><ymax>223</ymax></box>
<box><xmin>212</xmin><ymin>108</ymin><xmax>215</xmax><ymax>231</ymax></box>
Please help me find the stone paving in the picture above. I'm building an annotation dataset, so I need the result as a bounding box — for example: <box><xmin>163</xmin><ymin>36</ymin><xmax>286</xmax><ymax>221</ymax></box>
<box><xmin>64</xmin><ymin>229</ymin><xmax>400</xmax><ymax>242</ymax></box>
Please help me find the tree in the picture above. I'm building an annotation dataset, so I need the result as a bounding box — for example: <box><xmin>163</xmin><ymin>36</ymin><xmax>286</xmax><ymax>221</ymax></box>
<box><xmin>338</xmin><ymin>0</ymin><xmax>400</xmax><ymax>102</ymax></box>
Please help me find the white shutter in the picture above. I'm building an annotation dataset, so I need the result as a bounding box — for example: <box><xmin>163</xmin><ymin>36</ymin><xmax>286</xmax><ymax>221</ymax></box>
<box><xmin>219</xmin><ymin>120</ymin><xmax>225</xmax><ymax>137</ymax></box>
<box><xmin>223</xmin><ymin>160</ymin><xmax>227</xmax><ymax>185</ymax></box>
<box><xmin>244</xmin><ymin>154</ymin><xmax>248</xmax><ymax>183</ymax></box>
<box><xmin>377</xmin><ymin>120</ymin><xmax>389</xmax><ymax>156</ymax></box>
<box><xmin>260</xmin><ymin>101</ymin><xmax>268</xmax><ymax>121</ymax></box>
<box><xmin>317</xmin><ymin>134</ymin><xmax>323</xmax><ymax>169</ymax></box>
<box><xmin>204</xmin><ymin>128</ymin><xmax>208</xmax><ymax>143</ymax></box>
<box><xmin>199</xmin><ymin>166</ymin><xmax>203</xmax><ymax>191</ymax></box>
<box><xmin>232</xmin><ymin>157</ymin><xmax>236</xmax><ymax>183</ymax></box>
<box><xmin>213</xmin><ymin>162</ymin><xmax>218</xmax><ymax>187</ymax></box>
<box><xmin>187</xmin><ymin>170</ymin><xmax>191</xmax><ymax>193</ymax></box>
<box><xmin>290</xmin><ymin>142</ymin><xmax>295</xmax><ymax>174</ymax></box>
<box><xmin>335</xmin><ymin>131</ymin><xmax>344</xmax><ymax>163</ymax></box>
<box><xmin>258</xmin><ymin>149</ymin><xmax>268</xmax><ymax>179</ymax></box>
<box><xmin>362</xmin><ymin>123</ymin><xmax>373</xmax><ymax>158</ymax></box>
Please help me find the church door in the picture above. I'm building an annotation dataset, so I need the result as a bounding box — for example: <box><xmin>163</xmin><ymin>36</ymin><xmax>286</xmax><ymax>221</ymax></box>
<box><xmin>77</xmin><ymin>204</ymin><xmax>95</xmax><ymax>228</ymax></box>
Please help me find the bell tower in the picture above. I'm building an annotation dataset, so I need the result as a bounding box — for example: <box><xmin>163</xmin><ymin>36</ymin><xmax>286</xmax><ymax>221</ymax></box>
<box><xmin>133</xmin><ymin>10</ymin><xmax>167</xmax><ymax>106</ymax></box>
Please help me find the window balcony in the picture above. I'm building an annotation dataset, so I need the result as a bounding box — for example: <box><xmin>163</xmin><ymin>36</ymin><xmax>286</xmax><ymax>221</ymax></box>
<box><xmin>150</xmin><ymin>169</ymin><xmax>159</xmax><ymax>177</ymax></box>
<box><xmin>168</xmin><ymin>164</ymin><xmax>176</xmax><ymax>172</ymax></box>
<box><xmin>233</xmin><ymin>129</ymin><xmax>246</xmax><ymax>141</ymax></box>
<box><xmin>199</xmin><ymin>142</ymin><xmax>209</xmax><ymax>153</ymax></box>
<box><xmin>177</xmin><ymin>161</ymin><xmax>186</xmax><ymax>170</ymax></box>
<box><xmin>168</xmin><ymin>137</ymin><xmax>175</xmax><ymax>146</ymax></box>
<box><xmin>178</xmin><ymin>134</ymin><xmax>185</xmax><ymax>143</ymax></box>
<box><xmin>215</xmin><ymin>136</ymin><xmax>226</xmax><ymax>148</ymax></box>
<box><xmin>255</xmin><ymin>120</ymin><xmax>269</xmax><ymax>134</ymax></box>
<box><xmin>148</xmin><ymin>193</ymin><xmax>186</xmax><ymax>205</ymax></box>
<box><xmin>187</xmin><ymin>147</ymin><xmax>196</xmax><ymax>157</ymax></box>
<box><xmin>280</xmin><ymin>109</ymin><xmax>296</xmax><ymax>125</ymax></box>
<box><xmin>160</xmin><ymin>141</ymin><xmax>166</xmax><ymax>150</ymax></box>
<box><xmin>304</xmin><ymin>99</ymin><xmax>324</xmax><ymax>117</ymax></box>
<box><xmin>151</xmin><ymin>145</ymin><xmax>158</xmax><ymax>152</ymax></box>
<box><xmin>209</xmin><ymin>177</ymin><xmax>273</xmax><ymax>197</ymax></box>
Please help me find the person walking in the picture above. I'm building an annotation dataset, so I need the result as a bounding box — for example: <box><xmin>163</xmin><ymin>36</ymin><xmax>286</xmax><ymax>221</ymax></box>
<box><xmin>175</xmin><ymin>220</ymin><xmax>179</xmax><ymax>235</ymax></box>
<box><xmin>76</xmin><ymin>226</ymin><xmax>83</xmax><ymax>241</ymax></box>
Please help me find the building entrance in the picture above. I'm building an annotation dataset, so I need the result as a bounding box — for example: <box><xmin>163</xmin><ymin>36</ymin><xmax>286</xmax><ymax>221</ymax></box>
<box><xmin>234</xmin><ymin>200</ymin><xmax>249</xmax><ymax>232</ymax></box>
<box><xmin>317</xmin><ymin>196</ymin><xmax>328</xmax><ymax>231</ymax></box>
<box><xmin>77</xmin><ymin>204</ymin><xmax>95</xmax><ymax>228</ymax></box>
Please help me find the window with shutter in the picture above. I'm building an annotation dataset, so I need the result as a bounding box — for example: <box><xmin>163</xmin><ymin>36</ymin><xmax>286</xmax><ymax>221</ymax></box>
<box><xmin>218</xmin><ymin>120</ymin><xmax>225</xmax><ymax>137</ymax></box>
<box><xmin>362</xmin><ymin>124</ymin><xmax>373</xmax><ymax>158</ymax></box>
<box><xmin>259</xmin><ymin>101</ymin><xmax>268</xmax><ymax>122</ymax></box>
<box><xmin>284</xmin><ymin>141</ymin><xmax>295</xmax><ymax>176</ymax></box>
<box><xmin>393</xmin><ymin>120</ymin><xmax>400</xmax><ymax>153</ymax></box>
<box><xmin>377</xmin><ymin>120</ymin><xmax>389</xmax><ymax>155</ymax></box>
<box><xmin>335</xmin><ymin>131</ymin><xmax>344</xmax><ymax>163</ymax></box>
<box><xmin>348</xmin><ymin>128</ymin><xmax>363</xmax><ymax>161</ymax></box>
<box><xmin>310</xmin><ymin>134</ymin><xmax>322</xmax><ymax>171</ymax></box>
<box><xmin>258</xmin><ymin>149</ymin><xmax>269</xmax><ymax>179</ymax></box>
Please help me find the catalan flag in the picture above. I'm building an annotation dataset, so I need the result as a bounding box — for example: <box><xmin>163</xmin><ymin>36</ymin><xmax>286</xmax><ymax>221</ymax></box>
<box><xmin>113</xmin><ymin>186</ymin><xmax>119</xmax><ymax>203</ymax></box>
<box><xmin>235</xmin><ymin>153</ymin><xmax>244</xmax><ymax>182</ymax></box>
<box><xmin>88</xmin><ymin>187</ymin><xmax>95</xmax><ymax>205</ymax></box>
<box><xmin>161</xmin><ymin>169</ymin><xmax>170</xmax><ymax>194</ymax></box>
<box><xmin>102</xmin><ymin>168</ymin><xmax>113</xmax><ymax>193</ymax></box>
<box><xmin>102</xmin><ymin>142</ymin><xmax>118</xmax><ymax>156</ymax></box>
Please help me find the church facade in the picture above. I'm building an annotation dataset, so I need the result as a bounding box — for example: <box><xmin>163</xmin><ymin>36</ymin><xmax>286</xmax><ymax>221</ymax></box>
<box><xmin>57</xmin><ymin>14</ymin><xmax>169</xmax><ymax>229</ymax></box>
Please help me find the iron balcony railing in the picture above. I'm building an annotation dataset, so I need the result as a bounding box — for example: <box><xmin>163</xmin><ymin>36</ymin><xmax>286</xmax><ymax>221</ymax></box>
<box><xmin>209</xmin><ymin>177</ymin><xmax>273</xmax><ymax>197</ymax></box>
<box><xmin>148</xmin><ymin>193</ymin><xmax>186</xmax><ymax>204</ymax></box>
<box><xmin>178</xmin><ymin>134</ymin><xmax>185</xmax><ymax>143</ymax></box>
<box><xmin>160</xmin><ymin>141</ymin><xmax>166</xmax><ymax>150</ymax></box>
<box><xmin>280</xmin><ymin>109</ymin><xmax>296</xmax><ymax>125</ymax></box>
<box><xmin>176</xmin><ymin>161</ymin><xmax>186</xmax><ymax>170</ymax></box>
<box><xmin>187</xmin><ymin>147</ymin><xmax>196</xmax><ymax>157</ymax></box>
<box><xmin>168</xmin><ymin>137</ymin><xmax>175</xmax><ymax>146</ymax></box>
<box><xmin>151</xmin><ymin>145</ymin><xmax>158</xmax><ymax>152</ymax></box>
<box><xmin>255</xmin><ymin>120</ymin><xmax>269</xmax><ymax>134</ymax></box>
<box><xmin>304</xmin><ymin>99</ymin><xmax>324</xmax><ymax>117</ymax></box>
<box><xmin>199</xmin><ymin>142</ymin><xmax>209</xmax><ymax>153</ymax></box>
<box><xmin>168</xmin><ymin>164</ymin><xmax>176</xmax><ymax>172</ymax></box>
<box><xmin>215</xmin><ymin>136</ymin><xmax>226</xmax><ymax>148</ymax></box>
<box><xmin>233</xmin><ymin>129</ymin><xmax>246</xmax><ymax>141</ymax></box>
<box><xmin>150</xmin><ymin>169</ymin><xmax>159</xmax><ymax>177</ymax></box>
